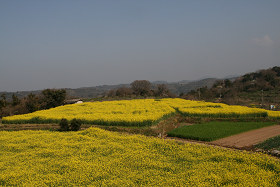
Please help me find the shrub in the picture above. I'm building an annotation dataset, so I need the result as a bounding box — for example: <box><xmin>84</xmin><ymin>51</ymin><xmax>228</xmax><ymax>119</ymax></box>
<box><xmin>59</xmin><ymin>118</ymin><xmax>69</xmax><ymax>131</ymax></box>
<box><xmin>41</xmin><ymin>89</ymin><xmax>66</xmax><ymax>109</ymax></box>
<box><xmin>70</xmin><ymin>118</ymin><xmax>82</xmax><ymax>131</ymax></box>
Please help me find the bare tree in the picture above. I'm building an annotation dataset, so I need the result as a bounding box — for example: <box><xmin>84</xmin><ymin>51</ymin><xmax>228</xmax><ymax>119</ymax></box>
<box><xmin>155</xmin><ymin>84</ymin><xmax>170</xmax><ymax>97</ymax></box>
<box><xmin>107</xmin><ymin>89</ymin><xmax>116</xmax><ymax>97</ymax></box>
<box><xmin>116</xmin><ymin>87</ymin><xmax>133</xmax><ymax>97</ymax></box>
<box><xmin>130</xmin><ymin>80</ymin><xmax>151</xmax><ymax>96</ymax></box>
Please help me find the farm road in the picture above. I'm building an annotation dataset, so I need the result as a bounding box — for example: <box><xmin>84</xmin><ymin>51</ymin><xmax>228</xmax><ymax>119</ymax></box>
<box><xmin>211</xmin><ymin>125</ymin><xmax>280</xmax><ymax>149</ymax></box>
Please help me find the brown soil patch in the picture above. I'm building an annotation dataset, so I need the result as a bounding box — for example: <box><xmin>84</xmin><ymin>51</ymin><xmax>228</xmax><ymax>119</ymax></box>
<box><xmin>211</xmin><ymin>125</ymin><xmax>280</xmax><ymax>149</ymax></box>
<box><xmin>0</xmin><ymin>124</ymin><xmax>93</xmax><ymax>131</ymax></box>
<box><xmin>0</xmin><ymin>124</ymin><xmax>59</xmax><ymax>131</ymax></box>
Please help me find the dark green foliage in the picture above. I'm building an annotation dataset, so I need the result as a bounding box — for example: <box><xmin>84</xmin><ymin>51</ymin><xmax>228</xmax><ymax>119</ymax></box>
<box><xmin>12</xmin><ymin>94</ymin><xmax>20</xmax><ymax>106</ymax></box>
<box><xmin>255</xmin><ymin>135</ymin><xmax>280</xmax><ymax>151</ymax></box>
<box><xmin>25</xmin><ymin>93</ymin><xmax>39</xmax><ymax>113</ymax></box>
<box><xmin>224</xmin><ymin>79</ymin><xmax>232</xmax><ymax>88</ymax></box>
<box><xmin>272</xmin><ymin>66</ymin><xmax>280</xmax><ymax>76</ymax></box>
<box><xmin>0</xmin><ymin>94</ymin><xmax>7</xmax><ymax>108</ymax></box>
<box><xmin>1</xmin><ymin>89</ymin><xmax>67</xmax><ymax>117</ymax></box>
<box><xmin>59</xmin><ymin>118</ymin><xmax>69</xmax><ymax>131</ymax></box>
<box><xmin>0</xmin><ymin>100</ymin><xmax>4</xmax><ymax>111</ymax></box>
<box><xmin>29</xmin><ymin>117</ymin><xmax>42</xmax><ymax>123</ymax></box>
<box><xmin>70</xmin><ymin>118</ymin><xmax>82</xmax><ymax>131</ymax></box>
<box><xmin>41</xmin><ymin>89</ymin><xmax>66</xmax><ymax>109</ymax></box>
<box><xmin>168</xmin><ymin>121</ymin><xmax>276</xmax><ymax>141</ymax></box>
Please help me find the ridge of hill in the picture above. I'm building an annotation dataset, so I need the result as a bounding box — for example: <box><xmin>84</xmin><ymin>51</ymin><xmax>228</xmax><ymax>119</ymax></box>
<box><xmin>185</xmin><ymin>66</ymin><xmax>280</xmax><ymax>108</ymax></box>
<box><xmin>1</xmin><ymin>78</ymin><xmax>224</xmax><ymax>100</ymax></box>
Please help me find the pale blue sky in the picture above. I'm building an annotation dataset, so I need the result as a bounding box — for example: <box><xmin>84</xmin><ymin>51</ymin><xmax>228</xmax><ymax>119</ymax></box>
<box><xmin>1</xmin><ymin>0</ymin><xmax>279</xmax><ymax>91</ymax></box>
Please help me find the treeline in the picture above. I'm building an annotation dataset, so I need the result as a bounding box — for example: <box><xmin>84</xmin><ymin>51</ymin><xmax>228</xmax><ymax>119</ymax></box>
<box><xmin>0</xmin><ymin>89</ymin><xmax>66</xmax><ymax>118</ymax></box>
<box><xmin>0</xmin><ymin>80</ymin><xmax>174</xmax><ymax>117</ymax></box>
<box><xmin>184</xmin><ymin>66</ymin><xmax>280</xmax><ymax>107</ymax></box>
<box><xmin>106</xmin><ymin>80</ymin><xmax>174</xmax><ymax>98</ymax></box>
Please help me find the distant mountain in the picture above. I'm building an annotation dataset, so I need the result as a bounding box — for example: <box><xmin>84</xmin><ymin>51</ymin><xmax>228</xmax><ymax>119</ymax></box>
<box><xmin>151</xmin><ymin>81</ymin><xmax>168</xmax><ymax>84</ymax></box>
<box><xmin>65</xmin><ymin>84</ymin><xmax>129</xmax><ymax>98</ymax></box>
<box><xmin>177</xmin><ymin>80</ymin><xmax>191</xmax><ymax>84</ymax></box>
<box><xmin>0</xmin><ymin>90</ymin><xmax>42</xmax><ymax>101</ymax></box>
<box><xmin>164</xmin><ymin>78</ymin><xmax>219</xmax><ymax>96</ymax></box>
<box><xmin>1</xmin><ymin>80</ymin><xmax>214</xmax><ymax>101</ymax></box>
<box><xmin>0</xmin><ymin>76</ymin><xmax>237</xmax><ymax>100</ymax></box>
<box><xmin>223</xmin><ymin>75</ymin><xmax>240</xmax><ymax>79</ymax></box>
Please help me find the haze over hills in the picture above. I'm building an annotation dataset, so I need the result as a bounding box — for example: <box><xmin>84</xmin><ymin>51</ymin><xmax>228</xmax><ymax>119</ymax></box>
<box><xmin>2</xmin><ymin>66</ymin><xmax>279</xmax><ymax>110</ymax></box>
<box><xmin>1</xmin><ymin>77</ymin><xmax>231</xmax><ymax>100</ymax></box>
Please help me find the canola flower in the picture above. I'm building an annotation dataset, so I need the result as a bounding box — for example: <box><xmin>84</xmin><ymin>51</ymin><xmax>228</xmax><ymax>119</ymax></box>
<box><xmin>267</xmin><ymin>110</ymin><xmax>280</xmax><ymax>118</ymax></box>
<box><xmin>2</xmin><ymin>99</ymin><xmax>175</xmax><ymax>126</ymax></box>
<box><xmin>161</xmin><ymin>98</ymin><xmax>275</xmax><ymax>118</ymax></box>
<box><xmin>0</xmin><ymin>127</ymin><xmax>279</xmax><ymax>186</ymax></box>
<box><xmin>2</xmin><ymin>98</ymin><xmax>280</xmax><ymax>125</ymax></box>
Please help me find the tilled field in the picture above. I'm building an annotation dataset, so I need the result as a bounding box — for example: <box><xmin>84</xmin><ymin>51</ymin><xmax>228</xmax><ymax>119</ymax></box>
<box><xmin>211</xmin><ymin>125</ymin><xmax>280</xmax><ymax>149</ymax></box>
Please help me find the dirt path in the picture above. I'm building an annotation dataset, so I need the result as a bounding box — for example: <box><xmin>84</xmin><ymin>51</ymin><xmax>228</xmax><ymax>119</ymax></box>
<box><xmin>211</xmin><ymin>125</ymin><xmax>280</xmax><ymax>149</ymax></box>
<box><xmin>0</xmin><ymin>124</ymin><xmax>59</xmax><ymax>130</ymax></box>
<box><xmin>0</xmin><ymin>123</ymin><xmax>93</xmax><ymax>131</ymax></box>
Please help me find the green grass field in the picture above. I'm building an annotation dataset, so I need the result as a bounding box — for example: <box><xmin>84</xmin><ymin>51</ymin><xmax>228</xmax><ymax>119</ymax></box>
<box><xmin>167</xmin><ymin>121</ymin><xmax>276</xmax><ymax>141</ymax></box>
<box><xmin>255</xmin><ymin>136</ymin><xmax>280</xmax><ymax>151</ymax></box>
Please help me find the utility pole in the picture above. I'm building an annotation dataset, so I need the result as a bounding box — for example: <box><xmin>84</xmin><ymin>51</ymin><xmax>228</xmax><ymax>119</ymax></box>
<box><xmin>198</xmin><ymin>88</ymin><xmax>201</xmax><ymax>100</ymax></box>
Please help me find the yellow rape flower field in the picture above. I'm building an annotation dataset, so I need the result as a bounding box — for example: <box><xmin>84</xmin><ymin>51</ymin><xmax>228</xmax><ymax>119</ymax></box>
<box><xmin>161</xmin><ymin>98</ymin><xmax>272</xmax><ymax>118</ymax></box>
<box><xmin>2</xmin><ymin>98</ymin><xmax>280</xmax><ymax>126</ymax></box>
<box><xmin>2</xmin><ymin>99</ymin><xmax>176</xmax><ymax>126</ymax></box>
<box><xmin>0</xmin><ymin>127</ymin><xmax>279</xmax><ymax>186</ymax></box>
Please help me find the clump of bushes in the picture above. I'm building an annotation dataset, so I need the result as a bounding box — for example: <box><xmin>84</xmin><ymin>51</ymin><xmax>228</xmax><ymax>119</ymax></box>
<box><xmin>59</xmin><ymin>118</ymin><xmax>82</xmax><ymax>131</ymax></box>
<box><xmin>59</xmin><ymin>118</ymin><xmax>69</xmax><ymax>131</ymax></box>
<box><xmin>70</xmin><ymin>118</ymin><xmax>82</xmax><ymax>131</ymax></box>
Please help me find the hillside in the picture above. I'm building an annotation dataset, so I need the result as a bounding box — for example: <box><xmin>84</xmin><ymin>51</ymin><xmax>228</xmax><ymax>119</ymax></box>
<box><xmin>168</xmin><ymin>78</ymin><xmax>219</xmax><ymax>95</ymax></box>
<box><xmin>0</xmin><ymin>78</ymin><xmax>220</xmax><ymax>100</ymax></box>
<box><xmin>185</xmin><ymin>66</ymin><xmax>280</xmax><ymax>108</ymax></box>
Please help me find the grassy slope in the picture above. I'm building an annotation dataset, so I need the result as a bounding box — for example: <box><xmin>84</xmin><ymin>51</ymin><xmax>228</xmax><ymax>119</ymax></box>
<box><xmin>167</xmin><ymin>121</ymin><xmax>276</xmax><ymax>141</ymax></box>
<box><xmin>255</xmin><ymin>136</ymin><xmax>280</xmax><ymax>151</ymax></box>
<box><xmin>0</xmin><ymin>128</ymin><xmax>279</xmax><ymax>186</ymax></box>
